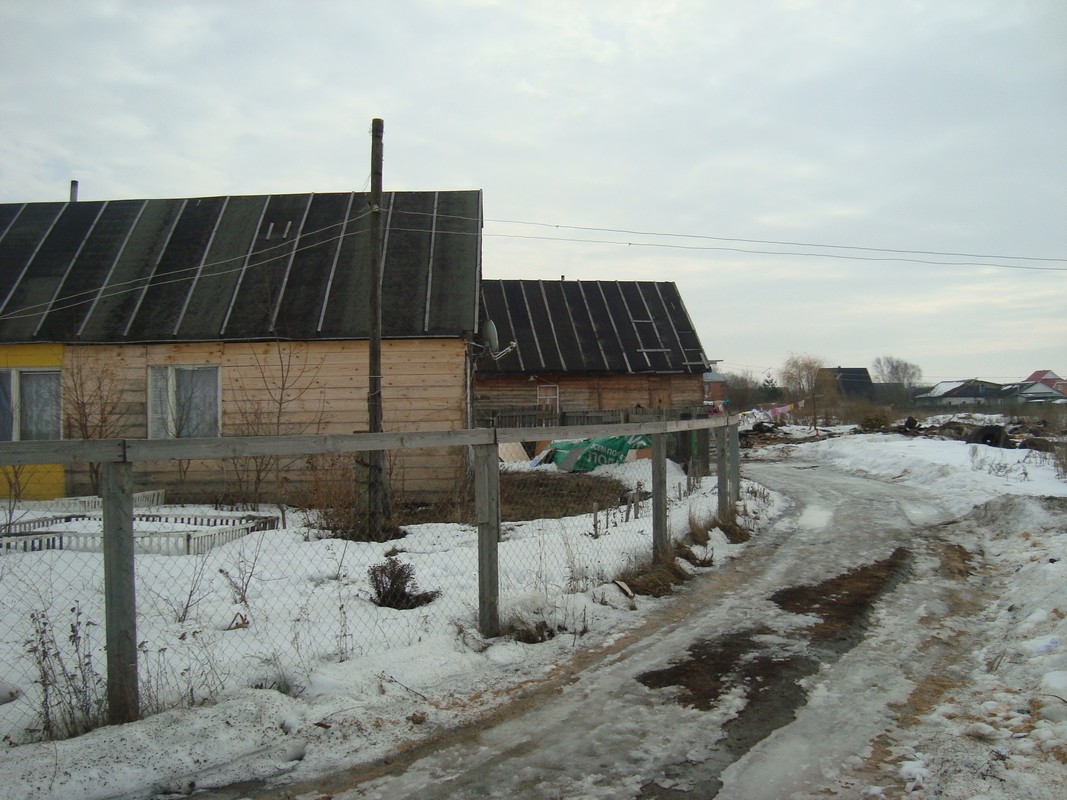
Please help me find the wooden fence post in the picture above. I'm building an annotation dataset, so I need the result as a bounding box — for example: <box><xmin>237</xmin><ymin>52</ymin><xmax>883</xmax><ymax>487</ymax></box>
<box><xmin>728</xmin><ymin>420</ymin><xmax>741</xmax><ymax>502</ymax></box>
<box><xmin>102</xmin><ymin>460</ymin><xmax>138</xmax><ymax>724</ymax></box>
<box><xmin>652</xmin><ymin>433</ymin><xmax>670</xmax><ymax>563</ymax></box>
<box><xmin>715</xmin><ymin>425</ymin><xmax>730</xmax><ymax>519</ymax></box>
<box><xmin>474</xmin><ymin>442</ymin><xmax>500</xmax><ymax>637</ymax></box>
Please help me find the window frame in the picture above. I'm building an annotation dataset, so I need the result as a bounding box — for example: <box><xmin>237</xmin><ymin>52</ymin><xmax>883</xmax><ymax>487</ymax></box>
<box><xmin>147</xmin><ymin>364</ymin><xmax>222</xmax><ymax>439</ymax></box>
<box><xmin>0</xmin><ymin>367</ymin><xmax>63</xmax><ymax>442</ymax></box>
<box><xmin>536</xmin><ymin>383</ymin><xmax>559</xmax><ymax>412</ymax></box>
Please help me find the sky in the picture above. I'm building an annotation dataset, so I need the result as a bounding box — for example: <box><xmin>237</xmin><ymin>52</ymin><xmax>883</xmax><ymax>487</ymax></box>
<box><xmin>1</xmin><ymin>0</ymin><xmax>1065</xmax><ymax>385</ymax></box>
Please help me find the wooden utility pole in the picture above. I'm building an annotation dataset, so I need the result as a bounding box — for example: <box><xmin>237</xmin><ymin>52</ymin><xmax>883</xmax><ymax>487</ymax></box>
<box><xmin>366</xmin><ymin>118</ymin><xmax>391</xmax><ymax>537</ymax></box>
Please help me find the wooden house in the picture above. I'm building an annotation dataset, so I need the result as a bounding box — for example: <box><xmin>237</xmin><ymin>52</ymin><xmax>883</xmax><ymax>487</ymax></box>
<box><xmin>474</xmin><ymin>279</ymin><xmax>710</xmax><ymax>421</ymax></box>
<box><xmin>817</xmin><ymin>367</ymin><xmax>875</xmax><ymax>400</ymax></box>
<box><xmin>0</xmin><ymin>190</ymin><xmax>483</xmax><ymax>500</ymax></box>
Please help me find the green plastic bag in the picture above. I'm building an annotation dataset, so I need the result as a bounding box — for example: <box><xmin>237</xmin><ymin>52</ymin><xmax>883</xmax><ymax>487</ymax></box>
<box><xmin>550</xmin><ymin>434</ymin><xmax>652</xmax><ymax>472</ymax></box>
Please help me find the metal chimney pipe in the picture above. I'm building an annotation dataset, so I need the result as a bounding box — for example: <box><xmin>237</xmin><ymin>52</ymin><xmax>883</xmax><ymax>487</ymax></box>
<box><xmin>69</xmin><ymin>180</ymin><xmax>79</xmax><ymax>202</ymax></box>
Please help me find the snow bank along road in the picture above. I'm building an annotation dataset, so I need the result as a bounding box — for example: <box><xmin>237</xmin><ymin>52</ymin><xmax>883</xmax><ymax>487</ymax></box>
<box><xmin>216</xmin><ymin>451</ymin><xmax>1046</xmax><ymax>800</ymax></box>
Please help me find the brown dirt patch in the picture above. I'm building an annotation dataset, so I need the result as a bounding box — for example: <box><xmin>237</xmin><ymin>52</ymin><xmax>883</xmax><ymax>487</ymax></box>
<box><xmin>619</xmin><ymin>560</ymin><xmax>693</xmax><ymax>597</ymax></box>
<box><xmin>398</xmin><ymin>470</ymin><xmax>629</xmax><ymax>526</ymax></box>
<box><xmin>936</xmin><ymin>542</ymin><xmax>973</xmax><ymax>579</ymax></box>
<box><xmin>771</xmin><ymin>548</ymin><xmax>910</xmax><ymax>648</ymax></box>
<box><xmin>498</xmin><ymin>471</ymin><xmax>629</xmax><ymax>522</ymax></box>
<box><xmin>714</xmin><ymin>515</ymin><xmax>751</xmax><ymax>544</ymax></box>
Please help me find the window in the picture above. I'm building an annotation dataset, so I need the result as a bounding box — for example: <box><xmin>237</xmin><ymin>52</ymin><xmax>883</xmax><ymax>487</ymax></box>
<box><xmin>536</xmin><ymin>383</ymin><xmax>559</xmax><ymax>412</ymax></box>
<box><xmin>0</xmin><ymin>369</ymin><xmax>62</xmax><ymax>441</ymax></box>
<box><xmin>148</xmin><ymin>365</ymin><xmax>220</xmax><ymax>438</ymax></box>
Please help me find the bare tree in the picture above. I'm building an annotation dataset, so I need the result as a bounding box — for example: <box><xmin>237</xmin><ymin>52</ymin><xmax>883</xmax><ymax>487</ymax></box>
<box><xmin>871</xmin><ymin>356</ymin><xmax>923</xmax><ymax>388</ymax></box>
<box><xmin>779</xmin><ymin>354</ymin><xmax>828</xmax><ymax>431</ymax></box>
<box><xmin>63</xmin><ymin>350</ymin><xmax>131</xmax><ymax>494</ymax></box>
<box><xmin>228</xmin><ymin>341</ymin><xmax>326</xmax><ymax>524</ymax></box>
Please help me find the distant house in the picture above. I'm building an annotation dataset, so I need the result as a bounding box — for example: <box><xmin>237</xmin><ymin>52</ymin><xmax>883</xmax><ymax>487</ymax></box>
<box><xmin>702</xmin><ymin>362</ymin><xmax>729</xmax><ymax>404</ymax></box>
<box><xmin>0</xmin><ymin>190</ymin><xmax>483</xmax><ymax>499</ymax></box>
<box><xmin>474</xmin><ymin>280</ymin><xmax>710</xmax><ymax>419</ymax></box>
<box><xmin>1001</xmin><ymin>372</ymin><xmax>1067</xmax><ymax>404</ymax></box>
<box><xmin>818</xmin><ymin>367</ymin><xmax>875</xmax><ymax>399</ymax></box>
<box><xmin>1022</xmin><ymin>370</ymin><xmax>1067</xmax><ymax>395</ymax></box>
<box><xmin>914</xmin><ymin>379</ymin><xmax>1002</xmax><ymax>406</ymax></box>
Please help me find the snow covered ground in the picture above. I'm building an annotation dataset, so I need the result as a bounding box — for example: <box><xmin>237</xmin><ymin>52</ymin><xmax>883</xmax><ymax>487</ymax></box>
<box><xmin>1</xmin><ymin>419</ymin><xmax>1066</xmax><ymax>799</ymax></box>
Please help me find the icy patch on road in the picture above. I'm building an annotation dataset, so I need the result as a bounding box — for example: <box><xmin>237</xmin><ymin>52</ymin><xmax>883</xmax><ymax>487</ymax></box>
<box><xmin>796</xmin><ymin>505</ymin><xmax>832</xmax><ymax>529</ymax></box>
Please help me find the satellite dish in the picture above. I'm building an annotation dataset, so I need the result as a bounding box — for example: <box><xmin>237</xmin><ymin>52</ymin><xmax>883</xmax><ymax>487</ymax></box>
<box><xmin>484</xmin><ymin>319</ymin><xmax>499</xmax><ymax>353</ymax></box>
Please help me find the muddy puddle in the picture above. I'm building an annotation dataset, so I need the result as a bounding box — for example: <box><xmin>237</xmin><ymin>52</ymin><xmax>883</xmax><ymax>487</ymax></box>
<box><xmin>635</xmin><ymin>548</ymin><xmax>910</xmax><ymax>798</ymax></box>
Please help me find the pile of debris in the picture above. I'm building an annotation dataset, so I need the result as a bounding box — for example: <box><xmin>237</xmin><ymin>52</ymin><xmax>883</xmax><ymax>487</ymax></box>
<box><xmin>882</xmin><ymin>416</ymin><xmax>1061</xmax><ymax>452</ymax></box>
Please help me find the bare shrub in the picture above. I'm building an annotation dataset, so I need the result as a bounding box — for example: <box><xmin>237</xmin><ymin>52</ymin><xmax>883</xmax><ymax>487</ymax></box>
<box><xmin>367</xmin><ymin>557</ymin><xmax>440</xmax><ymax>610</ymax></box>
<box><xmin>25</xmin><ymin>605</ymin><xmax>106</xmax><ymax>741</ymax></box>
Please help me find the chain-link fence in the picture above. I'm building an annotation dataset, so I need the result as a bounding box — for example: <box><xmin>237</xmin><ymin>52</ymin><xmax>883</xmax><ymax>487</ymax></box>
<box><xmin>0</xmin><ymin>419</ymin><xmax>739</xmax><ymax>745</ymax></box>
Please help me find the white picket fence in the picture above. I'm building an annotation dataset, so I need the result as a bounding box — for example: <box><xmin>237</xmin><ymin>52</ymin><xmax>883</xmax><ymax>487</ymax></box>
<box><xmin>0</xmin><ymin>512</ymin><xmax>278</xmax><ymax>556</ymax></box>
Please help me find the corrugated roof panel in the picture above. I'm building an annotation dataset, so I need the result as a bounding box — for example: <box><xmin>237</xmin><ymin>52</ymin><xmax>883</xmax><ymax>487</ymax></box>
<box><xmin>126</xmin><ymin>197</ymin><xmax>227</xmax><ymax>339</ymax></box>
<box><xmin>175</xmin><ymin>194</ymin><xmax>267</xmax><ymax>340</ymax></box>
<box><xmin>317</xmin><ymin>195</ymin><xmax>373</xmax><ymax>338</ymax></box>
<box><xmin>560</xmin><ymin>281</ymin><xmax>606</xmax><ymax>371</ymax></box>
<box><xmin>36</xmin><ymin>199</ymin><xmax>145</xmax><ymax>341</ymax></box>
<box><xmin>626</xmin><ymin>282</ymin><xmax>673</xmax><ymax>372</ymax></box>
<box><xmin>537</xmin><ymin>281</ymin><xmax>572</xmax><ymax>371</ymax></box>
<box><xmin>382</xmin><ymin>191</ymin><xmax>435</xmax><ymax>336</ymax></box>
<box><xmin>0</xmin><ymin>203</ymin><xmax>63</xmax><ymax>316</ymax></box>
<box><xmin>525</xmin><ymin>281</ymin><xmax>566</xmax><ymax>372</ymax></box>
<box><xmin>505</xmin><ymin>280</ymin><xmax>544</xmax><ymax>369</ymax></box>
<box><xmin>222</xmin><ymin>194</ymin><xmax>310</xmax><ymax>339</ymax></box>
<box><xmin>271</xmin><ymin>193</ymin><xmax>351</xmax><ymax>338</ymax></box>
<box><xmin>0</xmin><ymin>204</ymin><xmax>24</xmax><ymax>243</ymax></box>
<box><xmin>601</xmin><ymin>282</ymin><xmax>647</xmax><ymax>371</ymax></box>
<box><xmin>479</xmin><ymin>280</ymin><xmax>525</xmax><ymax>372</ymax></box>
<box><xmin>1</xmin><ymin>201</ymin><xmax>106</xmax><ymax>341</ymax></box>
<box><xmin>76</xmin><ymin>199</ymin><xmax>183</xmax><ymax>341</ymax></box>
<box><xmin>578</xmin><ymin>282</ymin><xmax>629</xmax><ymax>372</ymax></box>
<box><xmin>427</xmin><ymin>191</ymin><xmax>481</xmax><ymax>334</ymax></box>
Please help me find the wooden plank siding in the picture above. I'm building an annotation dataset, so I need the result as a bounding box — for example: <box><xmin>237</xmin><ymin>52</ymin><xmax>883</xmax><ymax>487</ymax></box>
<box><xmin>47</xmin><ymin>339</ymin><xmax>470</xmax><ymax>502</ymax></box>
<box><xmin>473</xmin><ymin>373</ymin><xmax>705</xmax><ymax>413</ymax></box>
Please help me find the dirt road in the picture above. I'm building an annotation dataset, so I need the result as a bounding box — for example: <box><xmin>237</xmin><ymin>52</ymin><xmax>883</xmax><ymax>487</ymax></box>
<box><xmin>206</xmin><ymin>458</ymin><xmax>981</xmax><ymax>799</ymax></box>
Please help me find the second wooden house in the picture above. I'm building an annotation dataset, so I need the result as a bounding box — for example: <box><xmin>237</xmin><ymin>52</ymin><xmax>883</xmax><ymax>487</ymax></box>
<box><xmin>474</xmin><ymin>279</ymin><xmax>711</xmax><ymax>425</ymax></box>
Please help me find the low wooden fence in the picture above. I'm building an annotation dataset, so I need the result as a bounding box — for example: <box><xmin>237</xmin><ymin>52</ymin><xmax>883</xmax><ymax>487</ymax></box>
<box><xmin>0</xmin><ymin>513</ymin><xmax>278</xmax><ymax>556</ymax></box>
<box><xmin>0</xmin><ymin>416</ymin><xmax>740</xmax><ymax>727</ymax></box>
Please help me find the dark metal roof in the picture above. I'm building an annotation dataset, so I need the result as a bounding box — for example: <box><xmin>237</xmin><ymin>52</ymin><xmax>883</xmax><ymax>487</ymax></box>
<box><xmin>819</xmin><ymin>367</ymin><xmax>875</xmax><ymax>398</ymax></box>
<box><xmin>478</xmin><ymin>280</ymin><xmax>708</xmax><ymax>376</ymax></box>
<box><xmin>0</xmin><ymin>190</ymin><xmax>482</xmax><ymax>343</ymax></box>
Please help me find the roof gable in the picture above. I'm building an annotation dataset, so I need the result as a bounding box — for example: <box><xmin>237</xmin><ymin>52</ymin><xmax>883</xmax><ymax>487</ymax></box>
<box><xmin>0</xmin><ymin>190</ymin><xmax>482</xmax><ymax>343</ymax></box>
<box><xmin>819</xmin><ymin>366</ymin><xmax>874</xmax><ymax>397</ymax></box>
<box><xmin>477</xmin><ymin>279</ymin><xmax>708</xmax><ymax>376</ymax></box>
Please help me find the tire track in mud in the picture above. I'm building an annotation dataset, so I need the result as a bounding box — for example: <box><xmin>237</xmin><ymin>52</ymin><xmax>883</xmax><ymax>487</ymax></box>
<box><xmin>635</xmin><ymin>548</ymin><xmax>912</xmax><ymax>798</ymax></box>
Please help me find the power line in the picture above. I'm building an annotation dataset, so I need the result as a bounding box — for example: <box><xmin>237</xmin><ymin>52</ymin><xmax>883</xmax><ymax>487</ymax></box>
<box><xmin>484</xmin><ymin>218</ymin><xmax>1067</xmax><ymax>264</ymax></box>
<box><xmin>481</xmin><ymin>231</ymin><xmax>1067</xmax><ymax>272</ymax></box>
<box><xmin>390</xmin><ymin>208</ymin><xmax>1066</xmax><ymax>264</ymax></box>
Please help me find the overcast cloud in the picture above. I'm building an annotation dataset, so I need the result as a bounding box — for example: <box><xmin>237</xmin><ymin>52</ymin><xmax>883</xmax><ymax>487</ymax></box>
<box><xmin>2</xmin><ymin>0</ymin><xmax>1064</xmax><ymax>384</ymax></box>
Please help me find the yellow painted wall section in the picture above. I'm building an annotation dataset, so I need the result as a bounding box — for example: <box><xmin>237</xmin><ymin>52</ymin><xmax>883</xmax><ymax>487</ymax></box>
<box><xmin>0</xmin><ymin>344</ymin><xmax>65</xmax><ymax>498</ymax></box>
<box><xmin>0</xmin><ymin>343</ymin><xmax>64</xmax><ymax>368</ymax></box>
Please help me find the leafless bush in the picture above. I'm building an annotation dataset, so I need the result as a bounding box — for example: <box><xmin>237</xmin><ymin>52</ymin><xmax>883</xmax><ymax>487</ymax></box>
<box><xmin>24</xmin><ymin>605</ymin><xmax>106</xmax><ymax>741</ymax></box>
<box><xmin>367</xmin><ymin>557</ymin><xmax>440</xmax><ymax>610</ymax></box>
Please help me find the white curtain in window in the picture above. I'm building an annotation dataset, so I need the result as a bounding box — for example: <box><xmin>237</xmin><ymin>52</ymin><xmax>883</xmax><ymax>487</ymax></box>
<box><xmin>19</xmin><ymin>371</ymin><xmax>61</xmax><ymax>440</ymax></box>
<box><xmin>177</xmin><ymin>367</ymin><xmax>219</xmax><ymax>437</ymax></box>
<box><xmin>149</xmin><ymin>366</ymin><xmax>219</xmax><ymax>438</ymax></box>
